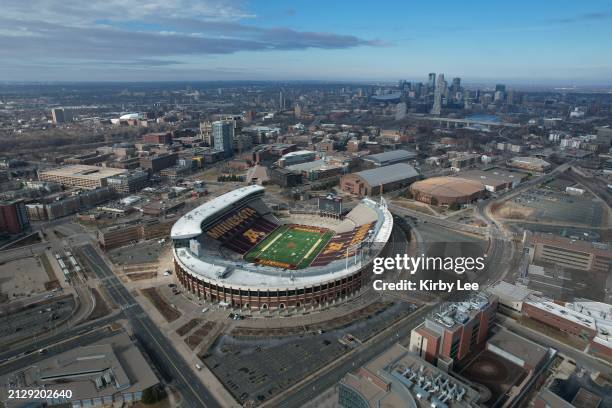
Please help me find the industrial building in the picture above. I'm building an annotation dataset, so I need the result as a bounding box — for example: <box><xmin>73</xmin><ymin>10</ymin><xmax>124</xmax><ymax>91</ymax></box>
<box><xmin>338</xmin><ymin>343</ymin><xmax>480</xmax><ymax>408</ymax></box>
<box><xmin>409</xmin><ymin>294</ymin><xmax>498</xmax><ymax>367</ymax></box>
<box><xmin>38</xmin><ymin>165</ymin><xmax>127</xmax><ymax>189</ymax></box>
<box><xmin>410</xmin><ymin>176</ymin><xmax>486</xmax><ymax>205</ymax></box>
<box><xmin>528</xmin><ymin>232</ymin><xmax>611</xmax><ymax>274</ymax></box>
<box><xmin>507</xmin><ymin>156</ymin><xmax>551</xmax><ymax>173</ymax></box>
<box><xmin>340</xmin><ymin>163</ymin><xmax>419</xmax><ymax>196</ymax></box>
<box><xmin>361</xmin><ymin>149</ymin><xmax>417</xmax><ymax>168</ymax></box>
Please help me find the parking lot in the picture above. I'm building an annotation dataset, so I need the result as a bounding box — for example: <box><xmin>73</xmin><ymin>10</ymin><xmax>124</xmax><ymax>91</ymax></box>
<box><xmin>501</xmin><ymin>188</ymin><xmax>604</xmax><ymax>226</ymax></box>
<box><xmin>203</xmin><ymin>301</ymin><xmax>416</xmax><ymax>405</ymax></box>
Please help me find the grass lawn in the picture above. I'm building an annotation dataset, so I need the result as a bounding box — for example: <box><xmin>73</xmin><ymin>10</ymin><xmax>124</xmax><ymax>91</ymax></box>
<box><xmin>244</xmin><ymin>224</ymin><xmax>333</xmax><ymax>269</ymax></box>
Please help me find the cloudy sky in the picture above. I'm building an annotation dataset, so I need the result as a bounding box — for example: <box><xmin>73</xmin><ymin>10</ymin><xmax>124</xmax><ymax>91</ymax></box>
<box><xmin>2</xmin><ymin>0</ymin><xmax>612</xmax><ymax>83</ymax></box>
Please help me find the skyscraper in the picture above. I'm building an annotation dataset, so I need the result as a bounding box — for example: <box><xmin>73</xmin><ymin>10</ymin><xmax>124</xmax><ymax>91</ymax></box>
<box><xmin>431</xmin><ymin>73</ymin><xmax>445</xmax><ymax>115</ymax></box>
<box><xmin>507</xmin><ymin>88</ymin><xmax>514</xmax><ymax>105</ymax></box>
<box><xmin>428</xmin><ymin>73</ymin><xmax>436</xmax><ymax>91</ymax></box>
<box><xmin>212</xmin><ymin>120</ymin><xmax>234</xmax><ymax>156</ymax></box>
<box><xmin>279</xmin><ymin>91</ymin><xmax>285</xmax><ymax>111</ymax></box>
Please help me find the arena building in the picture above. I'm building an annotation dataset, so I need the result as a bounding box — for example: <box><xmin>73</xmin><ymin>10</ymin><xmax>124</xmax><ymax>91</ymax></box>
<box><xmin>410</xmin><ymin>176</ymin><xmax>486</xmax><ymax>205</ymax></box>
<box><xmin>340</xmin><ymin>163</ymin><xmax>419</xmax><ymax>196</ymax></box>
<box><xmin>171</xmin><ymin>185</ymin><xmax>393</xmax><ymax>310</ymax></box>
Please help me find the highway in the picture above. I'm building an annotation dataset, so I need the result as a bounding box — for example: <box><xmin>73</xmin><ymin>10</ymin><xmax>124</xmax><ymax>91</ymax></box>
<box><xmin>75</xmin><ymin>244</ymin><xmax>222</xmax><ymax>408</ymax></box>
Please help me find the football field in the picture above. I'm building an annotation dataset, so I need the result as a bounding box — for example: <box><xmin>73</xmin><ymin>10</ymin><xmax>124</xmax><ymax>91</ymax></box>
<box><xmin>244</xmin><ymin>224</ymin><xmax>334</xmax><ymax>269</ymax></box>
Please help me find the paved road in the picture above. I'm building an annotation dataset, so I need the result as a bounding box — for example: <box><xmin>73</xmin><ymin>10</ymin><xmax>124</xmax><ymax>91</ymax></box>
<box><xmin>0</xmin><ymin>313</ymin><xmax>119</xmax><ymax>364</ymax></box>
<box><xmin>0</xmin><ymin>325</ymin><xmax>112</xmax><ymax>376</ymax></box>
<box><xmin>76</xmin><ymin>244</ymin><xmax>222</xmax><ymax>408</ymax></box>
<box><xmin>274</xmin><ymin>304</ymin><xmax>435</xmax><ymax>408</ymax></box>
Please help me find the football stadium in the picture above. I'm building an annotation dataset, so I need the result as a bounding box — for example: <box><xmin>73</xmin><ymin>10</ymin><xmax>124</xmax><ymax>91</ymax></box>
<box><xmin>171</xmin><ymin>185</ymin><xmax>393</xmax><ymax>310</ymax></box>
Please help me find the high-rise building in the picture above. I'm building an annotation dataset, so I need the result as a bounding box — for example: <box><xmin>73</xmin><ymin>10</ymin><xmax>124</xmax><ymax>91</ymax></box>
<box><xmin>428</xmin><ymin>72</ymin><xmax>436</xmax><ymax>91</ymax></box>
<box><xmin>279</xmin><ymin>90</ymin><xmax>285</xmax><ymax>111</ymax></box>
<box><xmin>431</xmin><ymin>73</ymin><xmax>445</xmax><ymax>115</ymax></box>
<box><xmin>213</xmin><ymin>120</ymin><xmax>234</xmax><ymax>156</ymax></box>
<box><xmin>0</xmin><ymin>199</ymin><xmax>30</xmax><ymax>234</ymax></box>
<box><xmin>451</xmin><ymin>77</ymin><xmax>461</xmax><ymax>91</ymax></box>
<box><xmin>495</xmin><ymin>84</ymin><xmax>506</xmax><ymax>93</ymax></box>
<box><xmin>507</xmin><ymin>88</ymin><xmax>514</xmax><ymax>105</ymax></box>
<box><xmin>51</xmin><ymin>108</ymin><xmax>73</xmax><ymax>124</ymax></box>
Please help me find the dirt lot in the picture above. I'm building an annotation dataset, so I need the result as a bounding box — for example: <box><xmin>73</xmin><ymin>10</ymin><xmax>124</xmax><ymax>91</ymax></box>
<box><xmin>185</xmin><ymin>321</ymin><xmax>217</xmax><ymax>350</ymax></box>
<box><xmin>176</xmin><ymin>318</ymin><xmax>202</xmax><ymax>336</ymax></box>
<box><xmin>141</xmin><ymin>287</ymin><xmax>181</xmax><ymax>322</ymax></box>
<box><xmin>127</xmin><ymin>272</ymin><xmax>158</xmax><ymax>281</ymax></box>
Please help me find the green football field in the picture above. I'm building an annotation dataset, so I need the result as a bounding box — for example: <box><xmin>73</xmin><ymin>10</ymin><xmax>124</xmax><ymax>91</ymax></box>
<box><xmin>244</xmin><ymin>224</ymin><xmax>334</xmax><ymax>269</ymax></box>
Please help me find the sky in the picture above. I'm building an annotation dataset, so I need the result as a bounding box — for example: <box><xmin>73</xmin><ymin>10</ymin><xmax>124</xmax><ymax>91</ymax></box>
<box><xmin>1</xmin><ymin>0</ymin><xmax>612</xmax><ymax>84</ymax></box>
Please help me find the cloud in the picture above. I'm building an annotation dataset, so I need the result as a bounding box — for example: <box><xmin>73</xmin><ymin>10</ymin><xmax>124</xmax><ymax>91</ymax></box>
<box><xmin>0</xmin><ymin>0</ymin><xmax>381</xmax><ymax>78</ymax></box>
<box><xmin>548</xmin><ymin>9</ymin><xmax>612</xmax><ymax>24</ymax></box>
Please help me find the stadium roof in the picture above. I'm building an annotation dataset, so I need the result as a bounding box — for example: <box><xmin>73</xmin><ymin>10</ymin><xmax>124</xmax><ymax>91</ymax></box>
<box><xmin>170</xmin><ymin>185</ymin><xmax>264</xmax><ymax>240</ymax></box>
<box><xmin>362</xmin><ymin>150</ymin><xmax>417</xmax><ymax>165</ymax></box>
<box><xmin>353</xmin><ymin>163</ymin><xmax>419</xmax><ymax>186</ymax></box>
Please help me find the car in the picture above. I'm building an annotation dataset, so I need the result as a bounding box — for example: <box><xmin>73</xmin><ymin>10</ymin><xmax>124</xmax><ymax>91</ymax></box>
<box><xmin>201</xmin><ymin>308</ymin><xmax>209</xmax><ymax>313</ymax></box>
<box><xmin>168</xmin><ymin>283</ymin><xmax>177</xmax><ymax>288</ymax></box>
<box><xmin>195</xmin><ymin>363</ymin><xmax>202</xmax><ymax>370</ymax></box>
<box><xmin>163</xmin><ymin>271</ymin><xmax>170</xmax><ymax>276</ymax></box>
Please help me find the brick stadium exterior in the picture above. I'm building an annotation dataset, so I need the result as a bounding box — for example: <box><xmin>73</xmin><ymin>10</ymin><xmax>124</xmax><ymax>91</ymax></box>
<box><xmin>174</xmin><ymin>261</ymin><xmax>369</xmax><ymax>309</ymax></box>
<box><xmin>171</xmin><ymin>185</ymin><xmax>393</xmax><ymax>311</ymax></box>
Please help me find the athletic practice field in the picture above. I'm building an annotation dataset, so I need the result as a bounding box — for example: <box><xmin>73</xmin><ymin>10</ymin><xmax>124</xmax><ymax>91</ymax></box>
<box><xmin>244</xmin><ymin>224</ymin><xmax>334</xmax><ymax>269</ymax></box>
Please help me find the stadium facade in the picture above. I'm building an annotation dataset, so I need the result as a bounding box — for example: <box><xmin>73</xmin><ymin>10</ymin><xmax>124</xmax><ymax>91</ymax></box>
<box><xmin>171</xmin><ymin>185</ymin><xmax>393</xmax><ymax>310</ymax></box>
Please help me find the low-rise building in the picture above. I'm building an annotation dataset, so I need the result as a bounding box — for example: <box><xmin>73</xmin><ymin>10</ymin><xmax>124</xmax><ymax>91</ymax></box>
<box><xmin>39</xmin><ymin>165</ymin><xmax>127</xmax><ymax>189</ymax></box>
<box><xmin>339</xmin><ymin>343</ymin><xmax>480</xmax><ymax>408</ymax></box>
<box><xmin>360</xmin><ymin>149</ymin><xmax>417</xmax><ymax>168</ymax></box>
<box><xmin>340</xmin><ymin>163</ymin><xmax>419</xmax><ymax>196</ymax></box>
<box><xmin>0</xmin><ymin>331</ymin><xmax>159</xmax><ymax>407</ymax></box>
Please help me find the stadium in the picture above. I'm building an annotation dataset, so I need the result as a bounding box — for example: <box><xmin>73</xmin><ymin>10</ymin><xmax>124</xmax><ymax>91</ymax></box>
<box><xmin>171</xmin><ymin>185</ymin><xmax>393</xmax><ymax>310</ymax></box>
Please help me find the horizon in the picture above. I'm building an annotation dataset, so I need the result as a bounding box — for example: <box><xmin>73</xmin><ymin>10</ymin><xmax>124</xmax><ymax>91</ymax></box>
<box><xmin>2</xmin><ymin>0</ymin><xmax>612</xmax><ymax>84</ymax></box>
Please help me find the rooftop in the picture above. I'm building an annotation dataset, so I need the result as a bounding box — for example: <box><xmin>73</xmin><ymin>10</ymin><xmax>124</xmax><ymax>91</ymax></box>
<box><xmin>411</xmin><ymin>176</ymin><xmax>485</xmax><ymax>197</ymax></box>
<box><xmin>352</xmin><ymin>162</ymin><xmax>419</xmax><ymax>186</ymax></box>
<box><xmin>40</xmin><ymin>165</ymin><xmax>127</xmax><ymax>180</ymax></box>
<box><xmin>362</xmin><ymin>149</ymin><xmax>417</xmax><ymax>164</ymax></box>
<box><xmin>487</xmin><ymin>281</ymin><xmax>536</xmax><ymax>303</ymax></box>
<box><xmin>341</xmin><ymin>343</ymin><xmax>479</xmax><ymax>408</ymax></box>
